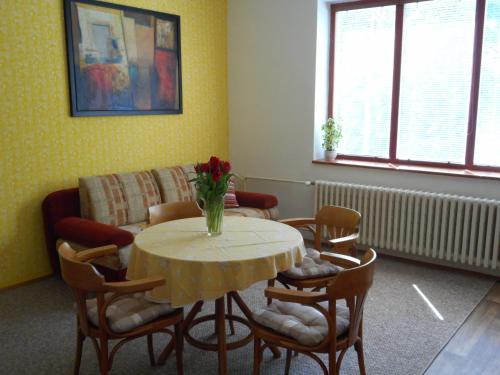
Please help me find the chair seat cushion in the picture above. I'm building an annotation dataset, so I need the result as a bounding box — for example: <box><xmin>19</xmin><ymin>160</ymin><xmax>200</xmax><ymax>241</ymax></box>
<box><xmin>86</xmin><ymin>292</ymin><xmax>175</xmax><ymax>333</ymax></box>
<box><xmin>252</xmin><ymin>300</ymin><xmax>350</xmax><ymax>346</ymax></box>
<box><xmin>281</xmin><ymin>248</ymin><xmax>343</xmax><ymax>279</ymax></box>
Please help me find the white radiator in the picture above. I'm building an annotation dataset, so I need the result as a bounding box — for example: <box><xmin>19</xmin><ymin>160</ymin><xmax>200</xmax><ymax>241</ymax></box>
<box><xmin>315</xmin><ymin>180</ymin><xmax>500</xmax><ymax>274</ymax></box>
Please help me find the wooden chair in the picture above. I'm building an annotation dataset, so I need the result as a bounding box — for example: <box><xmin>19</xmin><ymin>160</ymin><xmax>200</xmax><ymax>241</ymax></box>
<box><xmin>58</xmin><ymin>242</ymin><xmax>184</xmax><ymax>375</ymax></box>
<box><xmin>268</xmin><ymin>205</ymin><xmax>361</xmax><ymax>299</ymax></box>
<box><xmin>248</xmin><ymin>248</ymin><xmax>376</xmax><ymax>375</ymax></box>
<box><xmin>282</xmin><ymin>205</ymin><xmax>361</xmax><ymax>256</ymax></box>
<box><xmin>148</xmin><ymin>201</ymin><xmax>203</xmax><ymax>225</ymax></box>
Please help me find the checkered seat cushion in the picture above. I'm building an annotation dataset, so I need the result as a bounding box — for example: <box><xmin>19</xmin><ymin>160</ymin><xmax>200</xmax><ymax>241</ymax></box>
<box><xmin>86</xmin><ymin>292</ymin><xmax>175</xmax><ymax>333</ymax></box>
<box><xmin>252</xmin><ymin>300</ymin><xmax>350</xmax><ymax>346</ymax></box>
<box><xmin>281</xmin><ymin>248</ymin><xmax>343</xmax><ymax>279</ymax></box>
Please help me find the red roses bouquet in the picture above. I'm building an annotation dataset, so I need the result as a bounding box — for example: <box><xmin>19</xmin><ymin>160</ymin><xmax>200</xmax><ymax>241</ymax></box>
<box><xmin>193</xmin><ymin>156</ymin><xmax>233</xmax><ymax>199</ymax></box>
<box><xmin>192</xmin><ymin>156</ymin><xmax>233</xmax><ymax>235</ymax></box>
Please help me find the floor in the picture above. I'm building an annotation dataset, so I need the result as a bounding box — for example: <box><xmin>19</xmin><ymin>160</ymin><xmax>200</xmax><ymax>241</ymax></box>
<box><xmin>425</xmin><ymin>282</ymin><xmax>500</xmax><ymax>374</ymax></box>
<box><xmin>1</xmin><ymin>255</ymin><xmax>496</xmax><ymax>375</ymax></box>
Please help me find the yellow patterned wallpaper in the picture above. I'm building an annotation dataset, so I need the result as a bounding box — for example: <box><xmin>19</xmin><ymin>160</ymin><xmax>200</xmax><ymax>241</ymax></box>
<box><xmin>0</xmin><ymin>0</ymin><xmax>228</xmax><ymax>288</ymax></box>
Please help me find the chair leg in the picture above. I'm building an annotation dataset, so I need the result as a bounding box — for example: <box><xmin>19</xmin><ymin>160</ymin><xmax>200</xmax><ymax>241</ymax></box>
<box><xmin>284</xmin><ymin>348</ymin><xmax>292</xmax><ymax>375</ymax></box>
<box><xmin>336</xmin><ymin>348</ymin><xmax>348</xmax><ymax>375</ymax></box>
<box><xmin>355</xmin><ymin>339</ymin><xmax>366</xmax><ymax>375</ymax></box>
<box><xmin>253</xmin><ymin>337</ymin><xmax>261</xmax><ymax>375</ymax></box>
<box><xmin>328</xmin><ymin>344</ymin><xmax>337</xmax><ymax>375</ymax></box>
<box><xmin>227</xmin><ymin>295</ymin><xmax>236</xmax><ymax>335</ymax></box>
<box><xmin>175</xmin><ymin>322</ymin><xmax>184</xmax><ymax>375</ymax></box>
<box><xmin>147</xmin><ymin>334</ymin><xmax>155</xmax><ymax>366</ymax></box>
<box><xmin>267</xmin><ymin>279</ymin><xmax>275</xmax><ymax>305</ymax></box>
<box><xmin>74</xmin><ymin>328</ymin><xmax>85</xmax><ymax>375</ymax></box>
<box><xmin>99</xmin><ymin>337</ymin><xmax>109</xmax><ymax>375</ymax></box>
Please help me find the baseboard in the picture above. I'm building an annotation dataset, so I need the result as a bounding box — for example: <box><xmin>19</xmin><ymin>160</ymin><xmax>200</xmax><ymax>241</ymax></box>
<box><xmin>0</xmin><ymin>273</ymin><xmax>54</xmax><ymax>293</ymax></box>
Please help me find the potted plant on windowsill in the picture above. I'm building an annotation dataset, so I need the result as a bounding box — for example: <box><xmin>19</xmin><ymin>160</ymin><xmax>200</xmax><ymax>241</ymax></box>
<box><xmin>321</xmin><ymin>117</ymin><xmax>342</xmax><ymax>161</ymax></box>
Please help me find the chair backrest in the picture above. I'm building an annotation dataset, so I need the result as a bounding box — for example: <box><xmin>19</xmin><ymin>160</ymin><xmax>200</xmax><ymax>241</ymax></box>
<box><xmin>58</xmin><ymin>242</ymin><xmax>106</xmax><ymax>334</ymax></box>
<box><xmin>58</xmin><ymin>242</ymin><xmax>106</xmax><ymax>291</ymax></box>
<box><xmin>314</xmin><ymin>205</ymin><xmax>361</xmax><ymax>251</ymax></box>
<box><xmin>148</xmin><ymin>201</ymin><xmax>203</xmax><ymax>225</ymax></box>
<box><xmin>327</xmin><ymin>248</ymin><xmax>376</xmax><ymax>345</ymax></box>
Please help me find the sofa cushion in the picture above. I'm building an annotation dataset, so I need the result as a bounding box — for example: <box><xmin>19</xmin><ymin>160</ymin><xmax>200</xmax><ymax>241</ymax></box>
<box><xmin>119</xmin><ymin>172</ymin><xmax>162</xmax><ymax>224</ymax></box>
<box><xmin>79</xmin><ymin>174</ymin><xmax>127</xmax><ymax>226</ymax></box>
<box><xmin>79</xmin><ymin>171</ymin><xmax>161</xmax><ymax>226</ymax></box>
<box><xmin>86</xmin><ymin>292</ymin><xmax>175</xmax><ymax>333</ymax></box>
<box><xmin>282</xmin><ymin>248</ymin><xmax>343</xmax><ymax>279</ymax></box>
<box><xmin>119</xmin><ymin>222</ymin><xmax>148</xmax><ymax>235</ymax></box>
<box><xmin>224</xmin><ymin>206</ymin><xmax>279</xmax><ymax>220</ymax></box>
<box><xmin>252</xmin><ymin>300</ymin><xmax>349</xmax><ymax>346</ymax></box>
<box><xmin>224</xmin><ymin>177</ymin><xmax>239</xmax><ymax>208</ymax></box>
<box><xmin>151</xmin><ymin>165</ymin><xmax>197</xmax><ymax>203</ymax></box>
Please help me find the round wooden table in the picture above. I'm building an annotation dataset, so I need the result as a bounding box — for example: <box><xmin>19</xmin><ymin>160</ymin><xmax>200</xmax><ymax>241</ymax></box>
<box><xmin>126</xmin><ymin>216</ymin><xmax>306</xmax><ymax>374</ymax></box>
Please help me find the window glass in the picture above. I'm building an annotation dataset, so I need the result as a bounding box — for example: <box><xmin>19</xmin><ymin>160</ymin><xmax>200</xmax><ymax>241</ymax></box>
<box><xmin>397</xmin><ymin>0</ymin><xmax>476</xmax><ymax>163</ymax></box>
<box><xmin>333</xmin><ymin>6</ymin><xmax>395</xmax><ymax>158</ymax></box>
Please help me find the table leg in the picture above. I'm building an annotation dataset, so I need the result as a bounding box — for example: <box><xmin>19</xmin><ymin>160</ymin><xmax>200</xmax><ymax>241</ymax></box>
<box><xmin>215</xmin><ymin>296</ymin><xmax>228</xmax><ymax>375</ymax></box>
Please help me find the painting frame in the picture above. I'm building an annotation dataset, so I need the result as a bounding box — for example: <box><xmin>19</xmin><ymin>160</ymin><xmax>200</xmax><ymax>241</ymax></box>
<box><xmin>63</xmin><ymin>0</ymin><xmax>182</xmax><ymax>116</ymax></box>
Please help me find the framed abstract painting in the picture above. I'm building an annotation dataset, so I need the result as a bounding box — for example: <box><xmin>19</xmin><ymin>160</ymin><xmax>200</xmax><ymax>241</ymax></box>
<box><xmin>63</xmin><ymin>0</ymin><xmax>182</xmax><ymax>116</ymax></box>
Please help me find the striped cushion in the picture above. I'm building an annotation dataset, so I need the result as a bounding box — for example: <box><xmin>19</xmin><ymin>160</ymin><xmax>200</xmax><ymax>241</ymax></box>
<box><xmin>86</xmin><ymin>292</ymin><xmax>175</xmax><ymax>333</ymax></box>
<box><xmin>119</xmin><ymin>172</ymin><xmax>162</xmax><ymax>224</ymax></box>
<box><xmin>79</xmin><ymin>171</ymin><xmax>161</xmax><ymax>226</ymax></box>
<box><xmin>252</xmin><ymin>300</ymin><xmax>349</xmax><ymax>346</ymax></box>
<box><xmin>224</xmin><ymin>178</ymin><xmax>239</xmax><ymax>208</ymax></box>
<box><xmin>79</xmin><ymin>174</ymin><xmax>128</xmax><ymax>226</ymax></box>
<box><xmin>151</xmin><ymin>165</ymin><xmax>197</xmax><ymax>203</ymax></box>
<box><xmin>282</xmin><ymin>248</ymin><xmax>342</xmax><ymax>279</ymax></box>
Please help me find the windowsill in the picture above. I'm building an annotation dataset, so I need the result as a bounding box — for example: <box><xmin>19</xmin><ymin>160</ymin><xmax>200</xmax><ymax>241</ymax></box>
<box><xmin>312</xmin><ymin>159</ymin><xmax>500</xmax><ymax>181</ymax></box>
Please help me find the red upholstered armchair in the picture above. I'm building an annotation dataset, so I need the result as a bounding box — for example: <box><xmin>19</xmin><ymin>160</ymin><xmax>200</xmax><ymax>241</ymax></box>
<box><xmin>43</xmin><ymin>185</ymin><xmax>279</xmax><ymax>281</ymax></box>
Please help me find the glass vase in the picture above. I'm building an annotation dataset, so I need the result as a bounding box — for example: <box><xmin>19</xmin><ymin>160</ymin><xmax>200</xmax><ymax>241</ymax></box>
<box><xmin>204</xmin><ymin>195</ymin><xmax>224</xmax><ymax>236</ymax></box>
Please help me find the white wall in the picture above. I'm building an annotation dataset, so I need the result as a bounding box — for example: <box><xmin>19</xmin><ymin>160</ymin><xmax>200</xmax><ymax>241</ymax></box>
<box><xmin>228</xmin><ymin>0</ymin><xmax>500</xmax><ymax>219</ymax></box>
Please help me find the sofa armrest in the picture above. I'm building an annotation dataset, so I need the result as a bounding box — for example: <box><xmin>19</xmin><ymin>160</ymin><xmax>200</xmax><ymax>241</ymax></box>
<box><xmin>235</xmin><ymin>191</ymin><xmax>278</xmax><ymax>209</ymax></box>
<box><xmin>42</xmin><ymin>188</ymin><xmax>81</xmax><ymax>274</ymax></box>
<box><xmin>55</xmin><ymin>217</ymin><xmax>134</xmax><ymax>249</ymax></box>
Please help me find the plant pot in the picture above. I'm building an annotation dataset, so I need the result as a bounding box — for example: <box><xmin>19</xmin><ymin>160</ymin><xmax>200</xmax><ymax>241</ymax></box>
<box><xmin>324</xmin><ymin>150</ymin><xmax>337</xmax><ymax>161</ymax></box>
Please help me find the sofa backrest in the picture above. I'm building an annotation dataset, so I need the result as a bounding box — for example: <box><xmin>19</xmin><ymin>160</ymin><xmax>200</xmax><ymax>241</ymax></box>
<box><xmin>151</xmin><ymin>165</ymin><xmax>197</xmax><ymax>203</ymax></box>
<box><xmin>79</xmin><ymin>171</ymin><xmax>162</xmax><ymax>226</ymax></box>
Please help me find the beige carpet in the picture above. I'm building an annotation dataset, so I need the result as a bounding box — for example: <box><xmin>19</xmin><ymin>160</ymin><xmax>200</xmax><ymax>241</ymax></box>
<box><xmin>0</xmin><ymin>256</ymin><xmax>494</xmax><ymax>374</ymax></box>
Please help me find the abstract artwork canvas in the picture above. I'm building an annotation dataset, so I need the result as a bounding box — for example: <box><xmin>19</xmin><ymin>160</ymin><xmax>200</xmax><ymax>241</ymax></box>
<box><xmin>64</xmin><ymin>0</ymin><xmax>182</xmax><ymax>116</ymax></box>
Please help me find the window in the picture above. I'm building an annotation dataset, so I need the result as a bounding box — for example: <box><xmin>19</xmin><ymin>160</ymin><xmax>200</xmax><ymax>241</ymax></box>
<box><xmin>329</xmin><ymin>0</ymin><xmax>500</xmax><ymax>171</ymax></box>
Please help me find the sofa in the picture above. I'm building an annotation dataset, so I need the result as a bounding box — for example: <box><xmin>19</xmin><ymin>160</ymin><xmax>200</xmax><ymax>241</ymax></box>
<box><xmin>43</xmin><ymin>164</ymin><xmax>279</xmax><ymax>281</ymax></box>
